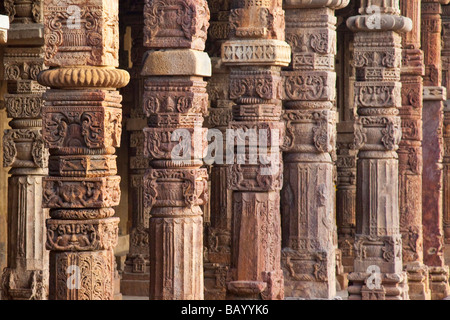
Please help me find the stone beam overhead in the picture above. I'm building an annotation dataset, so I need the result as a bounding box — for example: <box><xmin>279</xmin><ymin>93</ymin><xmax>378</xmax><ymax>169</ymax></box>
<box><xmin>141</xmin><ymin>0</ymin><xmax>211</xmax><ymax>300</ymax></box>
<box><xmin>222</xmin><ymin>0</ymin><xmax>290</xmax><ymax>300</ymax></box>
<box><xmin>280</xmin><ymin>0</ymin><xmax>348</xmax><ymax>299</ymax></box>
<box><xmin>38</xmin><ymin>0</ymin><xmax>130</xmax><ymax>300</ymax></box>
<box><xmin>347</xmin><ymin>0</ymin><xmax>412</xmax><ymax>300</ymax></box>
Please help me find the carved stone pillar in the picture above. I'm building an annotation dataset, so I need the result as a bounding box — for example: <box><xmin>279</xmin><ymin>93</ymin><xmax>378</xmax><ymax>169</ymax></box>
<box><xmin>347</xmin><ymin>0</ymin><xmax>412</xmax><ymax>300</ymax></box>
<box><xmin>204</xmin><ymin>0</ymin><xmax>233</xmax><ymax>300</ymax></box>
<box><xmin>336</xmin><ymin>3</ymin><xmax>358</xmax><ymax>290</ymax></box>
<box><xmin>421</xmin><ymin>0</ymin><xmax>450</xmax><ymax>300</ymax></box>
<box><xmin>443</xmin><ymin>4</ymin><xmax>450</xmax><ymax>254</ymax></box>
<box><xmin>280</xmin><ymin>0</ymin><xmax>348</xmax><ymax>299</ymax></box>
<box><xmin>38</xmin><ymin>0</ymin><xmax>129</xmax><ymax>300</ymax></box>
<box><xmin>118</xmin><ymin>0</ymin><xmax>151</xmax><ymax>297</ymax></box>
<box><xmin>0</xmin><ymin>1</ymin><xmax>49</xmax><ymax>300</ymax></box>
<box><xmin>398</xmin><ymin>0</ymin><xmax>431</xmax><ymax>300</ymax></box>
<box><xmin>222</xmin><ymin>0</ymin><xmax>290</xmax><ymax>300</ymax></box>
<box><xmin>142</xmin><ymin>0</ymin><xmax>211</xmax><ymax>300</ymax></box>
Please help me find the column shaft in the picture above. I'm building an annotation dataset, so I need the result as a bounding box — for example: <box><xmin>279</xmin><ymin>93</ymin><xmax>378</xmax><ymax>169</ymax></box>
<box><xmin>39</xmin><ymin>0</ymin><xmax>129</xmax><ymax>300</ymax></box>
<box><xmin>347</xmin><ymin>0</ymin><xmax>412</xmax><ymax>300</ymax></box>
<box><xmin>141</xmin><ymin>0</ymin><xmax>211</xmax><ymax>300</ymax></box>
<box><xmin>421</xmin><ymin>0</ymin><xmax>450</xmax><ymax>300</ymax></box>
<box><xmin>1</xmin><ymin>1</ymin><xmax>48</xmax><ymax>300</ymax></box>
<box><xmin>398</xmin><ymin>0</ymin><xmax>430</xmax><ymax>300</ymax></box>
<box><xmin>281</xmin><ymin>0</ymin><xmax>349</xmax><ymax>299</ymax></box>
<box><xmin>222</xmin><ymin>0</ymin><xmax>290</xmax><ymax>300</ymax></box>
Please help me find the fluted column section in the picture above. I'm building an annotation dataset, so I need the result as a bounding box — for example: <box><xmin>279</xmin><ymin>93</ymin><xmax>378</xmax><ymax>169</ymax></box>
<box><xmin>0</xmin><ymin>1</ymin><xmax>49</xmax><ymax>300</ymax></box>
<box><xmin>347</xmin><ymin>0</ymin><xmax>412</xmax><ymax>300</ymax></box>
<box><xmin>222</xmin><ymin>0</ymin><xmax>290</xmax><ymax>300</ymax></box>
<box><xmin>204</xmin><ymin>0</ymin><xmax>233</xmax><ymax>300</ymax></box>
<box><xmin>280</xmin><ymin>0</ymin><xmax>348</xmax><ymax>299</ymax></box>
<box><xmin>421</xmin><ymin>0</ymin><xmax>450</xmax><ymax>300</ymax></box>
<box><xmin>141</xmin><ymin>0</ymin><xmax>211</xmax><ymax>300</ymax></box>
<box><xmin>398</xmin><ymin>0</ymin><xmax>431</xmax><ymax>300</ymax></box>
<box><xmin>38</xmin><ymin>0</ymin><xmax>130</xmax><ymax>300</ymax></box>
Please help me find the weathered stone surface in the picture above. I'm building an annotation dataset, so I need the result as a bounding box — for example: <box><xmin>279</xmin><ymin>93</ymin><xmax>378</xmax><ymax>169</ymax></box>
<box><xmin>141</xmin><ymin>50</ymin><xmax>212</xmax><ymax>77</ymax></box>
<box><xmin>421</xmin><ymin>0</ymin><xmax>450</xmax><ymax>300</ymax></box>
<box><xmin>142</xmin><ymin>0</ymin><xmax>211</xmax><ymax>300</ymax></box>
<box><xmin>39</xmin><ymin>0</ymin><xmax>129</xmax><ymax>300</ymax></box>
<box><xmin>442</xmin><ymin>1</ymin><xmax>450</xmax><ymax>248</ymax></box>
<box><xmin>203</xmin><ymin>3</ymin><xmax>233</xmax><ymax>298</ymax></box>
<box><xmin>347</xmin><ymin>0</ymin><xmax>411</xmax><ymax>300</ymax></box>
<box><xmin>398</xmin><ymin>0</ymin><xmax>430</xmax><ymax>300</ymax></box>
<box><xmin>0</xmin><ymin>6</ymin><xmax>48</xmax><ymax>300</ymax></box>
<box><xmin>223</xmin><ymin>0</ymin><xmax>290</xmax><ymax>301</ymax></box>
<box><xmin>119</xmin><ymin>0</ymin><xmax>151</xmax><ymax>297</ymax></box>
<box><xmin>43</xmin><ymin>0</ymin><xmax>120</xmax><ymax>67</ymax></box>
<box><xmin>280</xmin><ymin>2</ymin><xmax>345</xmax><ymax>299</ymax></box>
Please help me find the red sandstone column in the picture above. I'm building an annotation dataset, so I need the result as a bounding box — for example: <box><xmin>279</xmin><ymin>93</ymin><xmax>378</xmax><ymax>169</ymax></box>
<box><xmin>442</xmin><ymin>3</ymin><xmax>450</xmax><ymax>250</ymax></box>
<box><xmin>0</xmin><ymin>1</ymin><xmax>48</xmax><ymax>300</ymax></box>
<box><xmin>141</xmin><ymin>0</ymin><xmax>211</xmax><ymax>300</ymax></box>
<box><xmin>398</xmin><ymin>0</ymin><xmax>431</xmax><ymax>300</ymax></box>
<box><xmin>221</xmin><ymin>0</ymin><xmax>291</xmax><ymax>300</ymax></box>
<box><xmin>280</xmin><ymin>0</ymin><xmax>349</xmax><ymax>299</ymax></box>
<box><xmin>39</xmin><ymin>0</ymin><xmax>130</xmax><ymax>300</ymax></box>
<box><xmin>347</xmin><ymin>0</ymin><xmax>412</xmax><ymax>300</ymax></box>
<box><xmin>421</xmin><ymin>0</ymin><xmax>450</xmax><ymax>300</ymax></box>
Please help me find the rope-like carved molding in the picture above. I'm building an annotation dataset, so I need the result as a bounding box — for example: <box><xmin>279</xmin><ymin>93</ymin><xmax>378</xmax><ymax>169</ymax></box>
<box><xmin>38</xmin><ymin>67</ymin><xmax>130</xmax><ymax>89</ymax></box>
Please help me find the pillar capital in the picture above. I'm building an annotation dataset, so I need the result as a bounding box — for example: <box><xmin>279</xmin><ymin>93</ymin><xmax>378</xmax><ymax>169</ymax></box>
<box><xmin>43</xmin><ymin>0</ymin><xmax>120</xmax><ymax>67</ymax></box>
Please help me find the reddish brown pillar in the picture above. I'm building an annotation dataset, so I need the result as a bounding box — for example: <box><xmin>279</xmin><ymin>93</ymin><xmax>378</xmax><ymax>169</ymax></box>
<box><xmin>347</xmin><ymin>0</ymin><xmax>412</xmax><ymax>300</ymax></box>
<box><xmin>39</xmin><ymin>0</ymin><xmax>130</xmax><ymax>299</ymax></box>
<box><xmin>222</xmin><ymin>0</ymin><xmax>291</xmax><ymax>300</ymax></box>
<box><xmin>280</xmin><ymin>0</ymin><xmax>349</xmax><ymax>299</ymax></box>
<box><xmin>421</xmin><ymin>0</ymin><xmax>450</xmax><ymax>300</ymax></box>
<box><xmin>142</xmin><ymin>0</ymin><xmax>211</xmax><ymax>300</ymax></box>
<box><xmin>441</xmin><ymin>2</ymin><xmax>450</xmax><ymax>268</ymax></box>
<box><xmin>398</xmin><ymin>0</ymin><xmax>431</xmax><ymax>300</ymax></box>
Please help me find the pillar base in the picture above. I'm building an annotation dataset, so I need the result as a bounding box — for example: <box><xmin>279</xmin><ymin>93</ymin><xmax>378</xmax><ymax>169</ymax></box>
<box><xmin>120</xmin><ymin>254</ymin><xmax>150</xmax><ymax>297</ymax></box>
<box><xmin>281</xmin><ymin>249</ymin><xmax>336</xmax><ymax>299</ymax></box>
<box><xmin>429</xmin><ymin>266</ymin><xmax>450</xmax><ymax>300</ymax></box>
<box><xmin>405</xmin><ymin>262</ymin><xmax>431</xmax><ymax>300</ymax></box>
<box><xmin>226</xmin><ymin>270</ymin><xmax>284</xmax><ymax>300</ymax></box>
<box><xmin>348</xmin><ymin>271</ymin><xmax>409</xmax><ymax>300</ymax></box>
<box><xmin>1</xmin><ymin>268</ymin><xmax>48</xmax><ymax>300</ymax></box>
